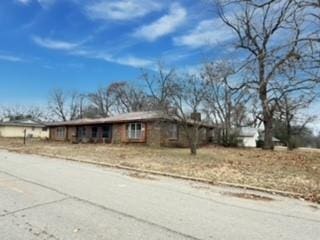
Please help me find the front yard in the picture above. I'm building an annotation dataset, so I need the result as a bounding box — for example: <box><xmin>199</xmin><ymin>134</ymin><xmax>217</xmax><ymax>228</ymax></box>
<box><xmin>0</xmin><ymin>138</ymin><xmax>319</xmax><ymax>203</ymax></box>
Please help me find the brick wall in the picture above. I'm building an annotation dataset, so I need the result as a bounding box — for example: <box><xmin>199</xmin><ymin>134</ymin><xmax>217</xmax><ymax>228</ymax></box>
<box><xmin>67</xmin><ymin>126</ymin><xmax>76</xmax><ymax>141</ymax></box>
<box><xmin>160</xmin><ymin>122</ymin><xmax>189</xmax><ymax>147</ymax></box>
<box><xmin>49</xmin><ymin>121</ymin><xmax>213</xmax><ymax>148</ymax></box>
<box><xmin>112</xmin><ymin>124</ymin><xmax>122</xmax><ymax>144</ymax></box>
<box><xmin>49</xmin><ymin>126</ymin><xmax>67</xmax><ymax>141</ymax></box>
<box><xmin>146</xmin><ymin>121</ymin><xmax>161</xmax><ymax>147</ymax></box>
<box><xmin>160</xmin><ymin>121</ymin><xmax>212</xmax><ymax>147</ymax></box>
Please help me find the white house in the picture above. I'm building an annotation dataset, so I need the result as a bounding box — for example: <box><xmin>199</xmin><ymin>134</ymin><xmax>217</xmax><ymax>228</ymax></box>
<box><xmin>238</xmin><ymin>127</ymin><xmax>259</xmax><ymax>147</ymax></box>
<box><xmin>0</xmin><ymin>119</ymin><xmax>49</xmax><ymax>139</ymax></box>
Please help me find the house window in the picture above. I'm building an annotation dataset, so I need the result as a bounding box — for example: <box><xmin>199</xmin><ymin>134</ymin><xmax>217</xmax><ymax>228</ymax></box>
<box><xmin>42</xmin><ymin>127</ymin><xmax>48</xmax><ymax>132</ymax></box>
<box><xmin>128</xmin><ymin>123</ymin><xmax>142</xmax><ymax>139</ymax></box>
<box><xmin>168</xmin><ymin>123</ymin><xmax>178</xmax><ymax>140</ymax></box>
<box><xmin>78</xmin><ymin>127</ymin><xmax>86</xmax><ymax>138</ymax></box>
<box><xmin>102</xmin><ymin>126</ymin><xmax>111</xmax><ymax>139</ymax></box>
<box><xmin>56</xmin><ymin>127</ymin><xmax>65</xmax><ymax>138</ymax></box>
<box><xmin>92</xmin><ymin>127</ymin><xmax>98</xmax><ymax>138</ymax></box>
<box><xmin>201</xmin><ymin>128</ymin><xmax>207</xmax><ymax>140</ymax></box>
<box><xmin>32</xmin><ymin>127</ymin><xmax>35</xmax><ymax>131</ymax></box>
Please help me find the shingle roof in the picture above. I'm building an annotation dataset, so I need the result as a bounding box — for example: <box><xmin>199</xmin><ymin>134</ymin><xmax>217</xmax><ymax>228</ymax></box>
<box><xmin>47</xmin><ymin>111</ymin><xmax>167</xmax><ymax>126</ymax></box>
<box><xmin>0</xmin><ymin>119</ymin><xmax>46</xmax><ymax>128</ymax></box>
<box><xmin>47</xmin><ymin>111</ymin><xmax>214</xmax><ymax>128</ymax></box>
<box><xmin>272</xmin><ymin>137</ymin><xmax>281</xmax><ymax>142</ymax></box>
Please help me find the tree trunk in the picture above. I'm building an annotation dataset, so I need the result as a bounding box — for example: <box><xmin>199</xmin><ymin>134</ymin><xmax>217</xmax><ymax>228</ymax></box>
<box><xmin>259</xmin><ymin>57</ymin><xmax>274</xmax><ymax>150</ymax></box>
<box><xmin>287</xmin><ymin>120</ymin><xmax>294</xmax><ymax>150</ymax></box>
<box><xmin>263</xmin><ymin>116</ymin><xmax>274</xmax><ymax>150</ymax></box>
<box><xmin>190</xmin><ymin>142</ymin><xmax>197</xmax><ymax>155</ymax></box>
<box><xmin>260</xmin><ymin>95</ymin><xmax>274</xmax><ymax>150</ymax></box>
<box><xmin>224</xmin><ymin>85</ymin><xmax>232</xmax><ymax>146</ymax></box>
<box><xmin>189</xmin><ymin>126</ymin><xmax>198</xmax><ymax>155</ymax></box>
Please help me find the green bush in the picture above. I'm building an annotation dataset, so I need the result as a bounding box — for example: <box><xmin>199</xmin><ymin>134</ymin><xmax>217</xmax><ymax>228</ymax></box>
<box><xmin>256</xmin><ymin>140</ymin><xmax>264</xmax><ymax>148</ymax></box>
<box><xmin>222</xmin><ymin>133</ymin><xmax>240</xmax><ymax>147</ymax></box>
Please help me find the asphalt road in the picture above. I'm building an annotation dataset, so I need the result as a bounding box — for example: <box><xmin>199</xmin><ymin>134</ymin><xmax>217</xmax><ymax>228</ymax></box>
<box><xmin>0</xmin><ymin>149</ymin><xmax>319</xmax><ymax>240</ymax></box>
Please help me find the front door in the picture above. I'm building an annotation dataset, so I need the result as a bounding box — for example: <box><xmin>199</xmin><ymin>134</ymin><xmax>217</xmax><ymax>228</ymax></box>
<box><xmin>102</xmin><ymin>125</ymin><xmax>112</xmax><ymax>143</ymax></box>
<box><xmin>77</xmin><ymin>126</ymin><xmax>86</xmax><ymax>141</ymax></box>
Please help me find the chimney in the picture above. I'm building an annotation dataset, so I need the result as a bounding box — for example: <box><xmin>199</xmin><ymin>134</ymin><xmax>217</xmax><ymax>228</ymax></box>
<box><xmin>191</xmin><ymin>112</ymin><xmax>201</xmax><ymax>121</ymax></box>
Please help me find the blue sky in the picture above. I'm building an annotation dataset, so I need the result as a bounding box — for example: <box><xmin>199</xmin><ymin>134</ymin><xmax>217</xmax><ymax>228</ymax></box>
<box><xmin>0</xmin><ymin>0</ymin><xmax>234</xmax><ymax>106</ymax></box>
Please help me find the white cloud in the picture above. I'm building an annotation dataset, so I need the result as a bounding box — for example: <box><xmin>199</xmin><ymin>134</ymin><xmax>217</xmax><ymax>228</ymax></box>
<box><xmin>16</xmin><ymin>0</ymin><xmax>55</xmax><ymax>8</ymax></box>
<box><xmin>16</xmin><ymin>0</ymin><xmax>31</xmax><ymax>5</ymax></box>
<box><xmin>72</xmin><ymin>51</ymin><xmax>153</xmax><ymax>68</ymax></box>
<box><xmin>133</xmin><ymin>3</ymin><xmax>187</xmax><ymax>42</ymax></box>
<box><xmin>32</xmin><ymin>36</ymin><xmax>153</xmax><ymax>68</ymax></box>
<box><xmin>174</xmin><ymin>19</ymin><xmax>234</xmax><ymax>48</ymax></box>
<box><xmin>115</xmin><ymin>56</ymin><xmax>153</xmax><ymax>68</ymax></box>
<box><xmin>0</xmin><ymin>54</ymin><xmax>24</xmax><ymax>62</ymax></box>
<box><xmin>86</xmin><ymin>0</ymin><xmax>163</xmax><ymax>21</ymax></box>
<box><xmin>33</xmin><ymin>36</ymin><xmax>80</xmax><ymax>50</ymax></box>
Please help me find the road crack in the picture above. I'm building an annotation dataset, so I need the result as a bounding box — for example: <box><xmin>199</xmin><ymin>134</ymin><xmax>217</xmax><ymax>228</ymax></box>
<box><xmin>0</xmin><ymin>197</ymin><xmax>70</xmax><ymax>217</ymax></box>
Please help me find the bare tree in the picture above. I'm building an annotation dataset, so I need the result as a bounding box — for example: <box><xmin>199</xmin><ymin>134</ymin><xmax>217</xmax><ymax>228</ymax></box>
<box><xmin>170</xmin><ymin>74</ymin><xmax>207</xmax><ymax>155</ymax></box>
<box><xmin>88</xmin><ymin>86</ymin><xmax>115</xmax><ymax>117</ymax></box>
<box><xmin>296</xmin><ymin>0</ymin><xmax>320</xmax><ymax>22</ymax></box>
<box><xmin>217</xmin><ymin>0</ymin><xmax>320</xmax><ymax>149</ymax></box>
<box><xmin>107</xmin><ymin>82</ymin><xmax>149</xmax><ymax>113</ymax></box>
<box><xmin>202</xmin><ymin>61</ymin><xmax>252</xmax><ymax>145</ymax></box>
<box><xmin>141</xmin><ymin>63</ymin><xmax>177</xmax><ymax>111</ymax></box>
<box><xmin>48</xmin><ymin>89</ymin><xmax>82</xmax><ymax>121</ymax></box>
<box><xmin>275</xmin><ymin>92</ymin><xmax>317</xmax><ymax>150</ymax></box>
<box><xmin>0</xmin><ymin>105</ymin><xmax>46</xmax><ymax>121</ymax></box>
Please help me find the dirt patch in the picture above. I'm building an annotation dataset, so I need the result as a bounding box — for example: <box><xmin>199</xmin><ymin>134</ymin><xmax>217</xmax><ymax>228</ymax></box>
<box><xmin>222</xmin><ymin>192</ymin><xmax>274</xmax><ymax>201</ymax></box>
<box><xmin>126</xmin><ymin>172</ymin><xmax>157</xmax><ymax>181</ymax></box>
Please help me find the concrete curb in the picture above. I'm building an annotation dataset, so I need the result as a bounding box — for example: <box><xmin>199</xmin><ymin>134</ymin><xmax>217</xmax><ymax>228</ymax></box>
<box><xmin>1</xmin><ymin>147</ymin><xmax>305</xmax><ymax>200</ymax></box>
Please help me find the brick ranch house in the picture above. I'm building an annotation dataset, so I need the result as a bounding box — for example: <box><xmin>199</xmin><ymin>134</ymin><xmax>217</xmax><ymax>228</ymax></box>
<box><xmin>47</xmin><ymin>111</ymin><xmax>214</xmax><ymax>147</ymax></box>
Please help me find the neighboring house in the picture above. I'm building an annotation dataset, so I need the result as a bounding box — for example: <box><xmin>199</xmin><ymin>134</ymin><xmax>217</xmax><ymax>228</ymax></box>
<box><xmin>238</xmin><ymin>127</ymin><xmax>259</xmax><ymax>147</ymax></box>
<box><xmin>272</xmin><ymin>137</ymin><xmax>282</xmax><ymax>146</ymax></box>
<box><xmin>0</xmin><ymin>119</ymin><xmax>49</xmax><ymax>139</ymax></box>
<box><xmin>237</xmin><ymin>127</ymin><xmax>283</xmax><ymax>148</ymax></box>
<box><xmin>47</xmin><ymin>111</ymin><xmax>214</xmax><ymax>147</ymax></box>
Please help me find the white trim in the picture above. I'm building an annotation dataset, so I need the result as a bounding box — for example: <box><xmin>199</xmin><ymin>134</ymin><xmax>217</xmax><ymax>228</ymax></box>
<box><xmin>128</xmin><ymin>123</ymin><xmax>142</xmax><ymax>139</ymax></box>
<box><xmin>56</xmin><ymin>127</ymin><xmax>65</xmax><ymax>138</ymax></box>
<box><xmin>168</xmin><ymin>123</ymin><xmax>178</xmax><ymax>140</ymax></box>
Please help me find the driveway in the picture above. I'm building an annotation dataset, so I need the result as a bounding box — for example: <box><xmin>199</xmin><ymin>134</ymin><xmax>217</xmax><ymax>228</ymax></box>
<box><xmin>0</xmin><ymin>149</ymin><xmax>319</xmax><ymax>240</ymax></box>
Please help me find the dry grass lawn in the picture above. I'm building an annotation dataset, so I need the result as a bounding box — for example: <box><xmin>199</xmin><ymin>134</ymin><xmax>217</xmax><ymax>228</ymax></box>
<box><xmin>0</xmin><ymin>138</ymin><xmax>319</xmax><ymax>203</ymax></box>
